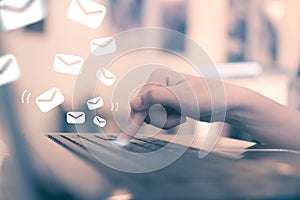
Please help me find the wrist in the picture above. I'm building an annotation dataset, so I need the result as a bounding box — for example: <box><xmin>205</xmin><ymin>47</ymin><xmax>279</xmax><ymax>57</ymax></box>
<box><xmin>224</xmin><ymin>83</ymin><xmax>254</xmax><ymax>125</ymax></box>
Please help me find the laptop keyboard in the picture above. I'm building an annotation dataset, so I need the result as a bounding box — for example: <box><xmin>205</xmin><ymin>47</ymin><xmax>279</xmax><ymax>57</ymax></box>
<box><xmin>48</xmin><ymin>133</ymin><xmax>170</xmax><ymax>155</ymax></box>
<box><xmin>47</xmin><ymin>133</ymin><xmax>300</xmax><ymax>199</ymax></box>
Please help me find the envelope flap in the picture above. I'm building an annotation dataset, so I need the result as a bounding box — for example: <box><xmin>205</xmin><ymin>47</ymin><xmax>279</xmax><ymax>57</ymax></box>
<box><xmin>76</xmin><ymin>0</ymin><xmax>106</xmax><ymax>14</ymax></box>
<box><xmin>37</xmin><ymin>88</ymin><xmax>58</xmax><ymax>101</ymax></box>
<box><xmin>68</xmin><ymin>112</ymin><xmax>84</xmax><ymax>119</ymax></box>
<box><xmin>87</xmin><ymin>97</ymin><xmax>101</xmax><ymax>104</ymax></box>
<box><xmin>0</xmin><ymin>55</ymin><xmax>14</xmax><ymax>73</ymax></box>
<box><xmin>92</xmin><ymin>37</ymin><xmax>114</xmax><ymax>47</ymax></box>
<box><xmin>0</xmin><ymin>0</ymin><xmax>35</xmax><ymax>10</ymax></box>
<box><xmin>0</xmin><ymin>58</ymin><xmax>13</xmax><ymax>73</ymax></box>
<box><xmin>95</xmin><ymin>116</ymin><xmax>104</xmax><ymax>122</ymax></box>
<box><xmin>56</xmin><ymin>54</ymin><xmax>83</xmax><ymax>66</ymax></box>
<box><xmin>102</xmin><ymin>69</ymin><xmax>115</xmax><ymax>79</ymax></box>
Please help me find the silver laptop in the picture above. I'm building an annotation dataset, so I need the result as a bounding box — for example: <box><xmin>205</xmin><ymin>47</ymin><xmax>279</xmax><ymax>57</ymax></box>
<box><xmin>2</xmin><ymin>66</ymin><xmax>300</xmax><ymax>200</ymax></box>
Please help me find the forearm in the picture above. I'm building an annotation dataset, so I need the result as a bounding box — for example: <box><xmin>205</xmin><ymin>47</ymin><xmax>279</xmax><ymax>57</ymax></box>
<box><xmin>225</xmin><ymin>83</ymin><xmax>300</xmax><ymax>150</ymax></box>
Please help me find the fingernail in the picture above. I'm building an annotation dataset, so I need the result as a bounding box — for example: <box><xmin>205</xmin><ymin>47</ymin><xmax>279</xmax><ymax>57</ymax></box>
<box><xmin>115</xmin><ymin>133</ymin><xmax>131</xmax><ymax>146</ymax></box>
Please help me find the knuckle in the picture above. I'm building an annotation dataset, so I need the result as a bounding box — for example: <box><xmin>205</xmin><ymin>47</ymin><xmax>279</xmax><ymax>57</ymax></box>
<box><xmin>146</xmin><ymin>87</ymin><xmax>156</xmax><ymax>102</ymax></box>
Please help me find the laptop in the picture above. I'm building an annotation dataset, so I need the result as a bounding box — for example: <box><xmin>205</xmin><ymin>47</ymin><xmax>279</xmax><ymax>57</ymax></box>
<box><xmin>2</xmin><ymin>69</ymin><xmax>300</xmax><ymax>200</ymax></box>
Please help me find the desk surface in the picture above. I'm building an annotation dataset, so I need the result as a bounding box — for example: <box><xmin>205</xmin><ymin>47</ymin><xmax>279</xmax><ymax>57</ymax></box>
<box><xmin>155</xmin><ymin>133</ymin><xmax>256</xmax><ymax>159</ymax></box>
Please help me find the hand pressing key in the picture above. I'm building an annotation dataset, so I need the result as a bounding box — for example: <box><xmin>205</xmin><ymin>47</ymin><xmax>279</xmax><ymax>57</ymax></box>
<box><xmin>117</xmin><ymin>66</ymin><xmax>300</xmax><ymax>151</ymax></box>
<box><xmin>115</xmin><ymin>68</ymin><xmax>216</xmax><ymax>146</ymax></box>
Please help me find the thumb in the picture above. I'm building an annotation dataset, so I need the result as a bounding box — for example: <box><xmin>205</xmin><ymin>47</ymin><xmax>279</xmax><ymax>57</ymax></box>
<box><xmin>130</xmin><ymin>86</ymin><xmax>179</xmax><ymax>112</ymax></box>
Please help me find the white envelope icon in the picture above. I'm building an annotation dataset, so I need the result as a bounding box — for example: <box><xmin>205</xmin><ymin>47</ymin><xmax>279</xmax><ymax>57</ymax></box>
<box><xmin>53</xmin><ymin>54</ymin><xmax>83</xmax><ymax>75</ymax></box>
<box><xmin>93</xmin><ymin>116</ymin><xmax>106</xmax><ymax>128</ymax></box>
<box><xmin>87</xmin><ymin>97</ymin><xmax>104</xmax><ymax>110</ymax></box>
<box><xmin>35</xmin><ymin>87</ymin><xmax>64</xmax><ymax>113</ymax></box>
<box><xmin>67</xmin><ymin>0</ymin><xmax>106</xmax><ymax>29</ymax></box>
<box><xmin>0</xmin><ymin>54</ymin><xmax>20</xmax><ymax>87</ymax></box>
<box><xmin>96</xmin><ymin>68</ymin><xmax>116</xmax><ymax>86</ymax></box>
<box><xmin>66</xmin><ymin>111</ymin><xmax>85</xmax><ymax>124</ymax></box>
<box><xmin>0</xmin><ymin>0</ymin><xmax>46</xmax><ymax>31</ymax></box>
<box><xmin>90</xmin><ymin>37</ymin><xmax>116</xmax><ymax>56</ymax></box>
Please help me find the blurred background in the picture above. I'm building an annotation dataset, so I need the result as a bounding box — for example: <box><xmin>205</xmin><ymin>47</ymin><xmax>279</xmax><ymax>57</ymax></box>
<box><xmin>0</xmin><ymin>0</ymin><xmax>300</xmax><ymax>141</ymax></box>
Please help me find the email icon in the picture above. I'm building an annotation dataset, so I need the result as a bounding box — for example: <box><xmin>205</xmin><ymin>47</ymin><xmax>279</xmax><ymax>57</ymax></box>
<box><xmin>0</xmin><ymin>0</ymin><xmax>46</xmax><ymax>31</ymax></box>
<box><xmin>90</xmin><ymin>37</ymin><xmax>116</xmax><ymax>56</ymax></box>
<box><xmin>53</xmin><ymin>54</ymin><xmax>83</xmax><ymax>75</ymax></box>
<box><xmin>0</xmin><ymin>54</ymin><xmax>20</xmax><ymax>87</ymax></box>
<box><xmin>67</xmin><ymin>0</ymin><xmax>106</xmax><ymax>29</ymax></box>
<box><xmin>93</xmin><ymin>116</ymin><xmax>106</xmax><ymax>128</ymax></box>
<box><xmin>87</xmin><ymin>96</ymin><xmax>104</xmax><ymax>110</ymax></box>
<box><xmin>35</xmin><ymin>87</ymin><xmax>64</xmax><ymax>113</ymax></box>
<box><xmin>66</xmin><ymin>111</ymin><xmax>85</xmax><ymax>124</ymax></box>
<box><xmin>96</xmin><ymin>68</ymin><xmax>116</xmax><ymax>86</ymax></box>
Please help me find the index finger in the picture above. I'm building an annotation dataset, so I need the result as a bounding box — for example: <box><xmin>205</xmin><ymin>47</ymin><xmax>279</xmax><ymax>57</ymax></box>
<box><xmin>116</xmin><ymin>110</ymin><xmax>147</xmax><ymax>146</ymax></box>
<box><xmin>116</xmin><ymin>69</ymin><xmax>178</xmax><ymax>145</ymax></box>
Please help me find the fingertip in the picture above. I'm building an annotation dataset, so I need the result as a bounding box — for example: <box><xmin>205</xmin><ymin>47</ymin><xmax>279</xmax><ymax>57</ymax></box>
<box><xmin>115</xmin><ymin>132</ymin><xmax>132</xmax><ymax>146</ymax></box>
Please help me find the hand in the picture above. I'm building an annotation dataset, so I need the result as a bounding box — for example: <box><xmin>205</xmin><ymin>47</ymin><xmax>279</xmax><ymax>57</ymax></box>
<box><xmin>116</xmin><ymin>68</ymin><xmax>300</xmax><ymax>151</ymax></box>
<box><xmin>116</xmin><ymin>68</ymin><xmax>219</xmax><ymax>145</ymax></box>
